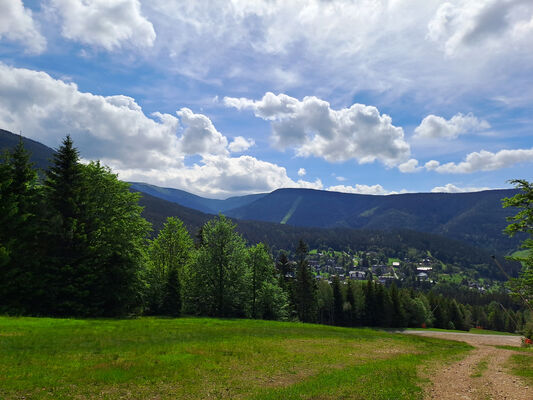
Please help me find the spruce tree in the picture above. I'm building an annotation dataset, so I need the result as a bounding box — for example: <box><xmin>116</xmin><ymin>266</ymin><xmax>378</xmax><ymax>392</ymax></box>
<box><xmin>293</xmin><ymin>240</ymin><xmax>318</xmax><ymax>323</ymax></box>
<box><xmin>0</xmin><ymin>139</ymin><xmax>41</xmax><ymax>314</ymax></box>
<box><xmin>42</xmin><ymin>135</ymin><xmax>88</xmax><ymax>315</ymax></box>
<box><xmin>332</xmin><ymin>275</ymin><xmax>344</xmax><ymax>326</ymax></box>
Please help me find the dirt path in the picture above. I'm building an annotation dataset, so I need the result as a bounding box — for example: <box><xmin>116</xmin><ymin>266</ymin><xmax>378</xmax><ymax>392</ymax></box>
<box><xmin>402</xmin><ymin>331</ymin><xmax>532</xmax><ymax>400</ymax></box>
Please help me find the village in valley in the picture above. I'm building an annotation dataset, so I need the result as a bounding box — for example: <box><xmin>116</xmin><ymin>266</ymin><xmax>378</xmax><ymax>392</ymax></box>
<box><xmin>288</xmin><ymin>248</ymin><xmax>493</xmax><ymax>292</ymax></box>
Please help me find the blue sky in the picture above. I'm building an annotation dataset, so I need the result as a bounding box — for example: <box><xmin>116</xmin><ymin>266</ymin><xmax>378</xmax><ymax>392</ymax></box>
<box><xmin>0</xmin><ymin>0</ymin><xmax>532</xmax><ymax>198</ymax></box>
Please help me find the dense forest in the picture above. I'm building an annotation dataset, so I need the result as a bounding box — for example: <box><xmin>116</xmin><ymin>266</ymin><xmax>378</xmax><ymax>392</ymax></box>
<box><xmin>0</xmin><ymin>136</ymin><xmax>530</xmax><ymax>335</ymax></box>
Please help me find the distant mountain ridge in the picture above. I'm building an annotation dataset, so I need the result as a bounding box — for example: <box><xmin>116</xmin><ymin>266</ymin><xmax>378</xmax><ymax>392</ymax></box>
<box><xmin>0</xmin><ymin>128</ymin><xmax>521</xmax><ymax>253</ymax></box>
<box><xmin>129</xmin><ymin>182</ymin><xmax>266</xmax><ymax>214</ymax></box>
<box><xmin>224</xmin><ymin>188</ymin><xmax>520</xmax><ymax>252</ymax></box>
<box><xmin>0</xmin><ymin>129</ymin><xmax>55</xmax><ymax>171</ymax></box>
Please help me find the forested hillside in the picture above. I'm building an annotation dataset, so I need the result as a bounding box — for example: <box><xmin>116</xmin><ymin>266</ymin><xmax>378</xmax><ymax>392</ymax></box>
<box><xmin>225</xmin><ymin>188</ymin><xmax>521</xmax><ymax>252</ymax></box>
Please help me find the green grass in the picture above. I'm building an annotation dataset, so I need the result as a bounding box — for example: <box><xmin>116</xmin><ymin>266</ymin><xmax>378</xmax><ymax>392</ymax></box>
<box><xmin>0</xmin><ymin>316</ymin><xmax>472</xmax><ymax>399</ymax></box>
<box><xmin>387</xmin><ymin>258</ymin><xmax>401</xmax><ymax>266</ymax></box>
<box><xmin>470</xmin><ymin>359</ymin><xmax>488</xmax><ymax>378</ymax></box>
<box><xmin>506</xmin><ymin>354</ymin><xmax>533</xmax><ymax>384</ymax></box>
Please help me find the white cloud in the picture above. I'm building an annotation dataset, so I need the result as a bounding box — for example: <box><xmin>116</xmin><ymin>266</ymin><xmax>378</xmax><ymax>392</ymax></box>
<box><xmin>335</xmin><ymin>176</ymin><xmax>346</xmax><ymax>182</ymax></box>
<box><xmin>327</xmin><ymin>184</ymin><xmax>391</xmax><ymax>196</ymax></box>
<box><xmin>141</xmin><ymin>0</ymin><xmax>533</xmax><ymax>110</ymax></box>
<box><xmin>431</xmin><ymin>183</ymin><xmax>491</xmax><ymax>193</ymax></box>
<box><xmin>398</xmin><ymin>159</ymin><xmax>422</xmax><ymax>173</ymax></box>
<box><xmin>177</xmin><ymin>108</ymin><xmax>228</xmax><ymax>156</ymax></box>
<box><xmin>297</xmin><ymin>168</ymin><xmax>306</xmax><ymax>177</ymax></box>
<box><xmin>427</xmin><ymin>0</ymin><xmax>533</xmax><ymax>56</ymax></box>
<box><xmin>228</xmin><ymin>136</ymin><xmax>255</xmax><ymax>153</ymax></box>
<box><xmin>0</xmin><ymin>63</ymin><xmax>324</xmax><ymax>198</ymax></box>
<box><xmin>414</xmin><ymin>112</ymin><xmax>490</xmax><ymax>139</ymax></box>
<box><xmin>425</xmin><ymin>148</ymin><xmax>533</xmax><ymax>173</ymax></box>
<box><xmin>224</xmin><ymin>92</ymin><xmax>410</xmax><ymax>166</ymax></box>
<box><xmin>0</xmin><ymin>0</ymin><xmax>46</xmax><ymax>53</ymax></box>
<box><xmin>49</xmin><ymin>0</ymin><xmax>156</xmax><ymax>50</ymax></box>
<box><xmin>425</xmin><ymin>160</ymin><xmax>441</xmax><ymax>171</ymax></box>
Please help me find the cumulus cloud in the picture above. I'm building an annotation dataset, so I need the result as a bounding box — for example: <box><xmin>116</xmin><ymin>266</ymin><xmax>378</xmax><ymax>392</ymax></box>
<box><xmin>414</xmin><ymin>112</ymin><xmax>490</xmax><ymax>139</ymax></box>
<box><xmin>431</xmin><ymin>183</ymin><xmax>491</xmax><ymax>193</ymax></box>
<box><xmin>427</xmin><ymin>0</ymin><xmax>533</xmax><ymax>56</ymax></box>
<box><xmin>177</xmin><ymin>108</ymin><xmax>228</xmax><ymax>156</ymax></box>
<box><xmin>49</xmin><ymin>0</ymin><xmax>156</xmax><ymax>50</ymax></box>
<box><xmin>398</xmin><ymin>159</ymin><xmax>422</xmax><ymax>173</ymax></box>
<box><xmin>425</xmin><ymin>148</ymin><xmax>533</xmax><ymax>173</ymax></box>
<box><xmin>224</xmin><ymin>92</ymin><xmax>410</xmax><ymax>166</ymax></box>
<box><xmin>0</xmin><ymin>63</ymin><xmax>325</xmax><ymax>198</ymax></box>
<box><xmin>0</xmin><ymin>0</ymin><xmax>46</xmax><ymax>53</ymax></box>
<box><xmin>228</xmin><ymin>136</ymin><xmax>255</xmax><ymax>152</ymax></box>
<box><xmin>297</xmin><ymin>168</ymin><xmax>306</xmax><ymax>177</ymax></box>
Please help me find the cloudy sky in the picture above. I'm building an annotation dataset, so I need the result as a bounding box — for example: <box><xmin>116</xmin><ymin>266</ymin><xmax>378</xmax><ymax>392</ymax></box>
<box><xmin>1</xmin><ymin>0</ymin><xmax>532</xmax><ymax>198</ymax></box>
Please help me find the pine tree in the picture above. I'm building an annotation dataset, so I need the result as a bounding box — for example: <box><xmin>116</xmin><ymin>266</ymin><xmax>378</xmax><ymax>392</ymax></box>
<box><xmin>42</xmin><ymin>135</ymin><xmax>87</xmax><ymax>315</ymax></box>
<box><xmin>293</xmin><ymin>240</ymin><xmax>318</xmax><ymax>323</ymax></box>
<box><xmin>345</xmin><ymin>280</ymin><xmax>356</xmax><ymax>326</ymax></box>
<box><xmin>0</xmin><ymin>139</ymin><xmax>41</xmax><ymax>314</ymax></box>
<box><xmin>390</xmin><ymin>283</ymin><xmax>406</xmax><ymax>327</ymax></box>
<box><xmin>332</xmin><ymin>275</ymin><xmax>344</xmax><ymax>326</ymax></box>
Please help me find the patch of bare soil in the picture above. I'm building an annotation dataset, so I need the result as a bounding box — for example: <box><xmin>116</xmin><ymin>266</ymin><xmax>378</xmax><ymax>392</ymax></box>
<box><xmin>403</xmin><ymin>331</ymin><xmax>532</xmax><ymax>400</ymax></box>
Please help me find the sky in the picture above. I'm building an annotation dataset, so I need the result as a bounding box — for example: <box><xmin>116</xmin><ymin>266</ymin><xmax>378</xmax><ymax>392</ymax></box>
<box><xmin>0</xmin><ymin>0</ymin><xmax>532</xmax><ymax>199</ymax></box>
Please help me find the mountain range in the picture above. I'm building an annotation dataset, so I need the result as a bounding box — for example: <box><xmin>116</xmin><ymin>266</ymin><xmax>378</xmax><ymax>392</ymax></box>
<box><xmin>0</xmin><ymin>129</ymin><xmax>521</xmax><ymax>255</ymax></box>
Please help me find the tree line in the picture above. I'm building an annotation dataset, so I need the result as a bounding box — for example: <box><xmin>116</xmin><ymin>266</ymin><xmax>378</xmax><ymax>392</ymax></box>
<box><xmin>0</xmin><ymin>137</ymin><xmax>529</xmax><ymax>334</ymax></box>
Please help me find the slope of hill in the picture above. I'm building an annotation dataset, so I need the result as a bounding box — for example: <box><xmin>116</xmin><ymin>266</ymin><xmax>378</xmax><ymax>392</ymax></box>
<box><xmin>0</xmin><ymin>129</ymin><xmax>55</xmax><ymax>170</ymax></box>
<box><xmin>224</xmin><ymin>188</ymin><xmax>520</xmax><ymax>252</ymax></box>
<box><xmin>130</xmin><ymin>181</ymin><xmax>266</xmax><ymax>214</ymax></box>
<box><xmin>135</xmin><ymin>190</ymin><xmax>519</xmax><ymax>280</ymax></box>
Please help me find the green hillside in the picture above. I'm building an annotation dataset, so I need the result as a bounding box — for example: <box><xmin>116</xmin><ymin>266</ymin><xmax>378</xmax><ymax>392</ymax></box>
<box><xmin>0</xmin><ymin>316</ymin><xmax>470</xmax><ymax>400</ymax></box>
<box><xmin>225</xmin><ymin>188</ymin><xmax>521</xmax><ymax>253</ymax></box>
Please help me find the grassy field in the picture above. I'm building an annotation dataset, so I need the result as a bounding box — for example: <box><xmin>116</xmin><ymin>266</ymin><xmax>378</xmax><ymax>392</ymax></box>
<box><xmin>498</xmin><ymin>345</ymin><xmax>533</xmax><ymax>384</ymax></box>
<box><xmin>0</xmin><ymin>316</ymin><xmax>471</xmax><ymax>399</ymax></box>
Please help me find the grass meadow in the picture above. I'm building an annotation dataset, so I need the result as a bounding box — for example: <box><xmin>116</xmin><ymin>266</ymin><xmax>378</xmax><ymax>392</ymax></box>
<box><xmin>0</xmin><ymin>316</ymin><xmax>471</xmax><ymax>399</ymax></box>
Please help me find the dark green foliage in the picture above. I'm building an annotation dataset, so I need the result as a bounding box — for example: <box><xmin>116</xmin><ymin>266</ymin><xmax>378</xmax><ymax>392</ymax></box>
<box><xmin>293</xmin><ymin>240</ymin><xmax>318</xmax><ymax>323</ymax></box>
<box><xmin>183</xmin><ymin>216</ymin><xmax>249</xmax><ymax>317</ymax></box>
<box><xmin>146</xmin><ymin>217</ymin><xmax>193</xmax><ymax>315</ymax></box>
<box><xmin>162</xmin><ymin>266</ymin><xmax>181</xmax><ymax>316</ymax></box>
<box><xmin>80</xmin><ymin>161</ymin><xmax>151</xmax><ymax>316</ymax></box>
<box><xmin>0</xmin><ymin>139</ymin><xmax>41</xmax><ymax>314</ymax></box>
<box><xmin>332</xmin><ymin>275</ymin><xmax>344</xmax><ymax>325</ymax></box>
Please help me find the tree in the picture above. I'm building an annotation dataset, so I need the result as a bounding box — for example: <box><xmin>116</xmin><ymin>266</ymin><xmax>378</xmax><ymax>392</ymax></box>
<box><xmin>332</xmin><ymin>275</ymin><xmax>344</xmax><ymax>326</ymax></box>
<box><xmin>503</xmin><ymin>179</ymin><xmax>533</xmax><ymax>308</ymax></box>
<box><xmin>293</xmin><ymin>240</ymin><xmax>318</xmax><ymax>323</ymax></box>
<box><xmin>183</xmin><ymin>216</ymin><xmax>248</xmax><ymax>317</ymax></box>
<box><xmin>41</xmin><ymin>135</ymin><xmax>88</xmax><ymax>315</ymax></box>
<box><xmin>147</xmin><ymin>217</ymin><xmax>193</xmax><ymax>315</ymax></box>
<box><xmin>0</xmin><ymin>139</ymin><xmax>42</xmax><ymax>314</ymax></box>
<box><xmin>81</xmin><ymin>161</ymin><xmax>151</xmax><ymax>316</ymax></box>
<box><xmin>248</xmin><ymin>243</ymin><xmax>287</xmax><ymax>320</ymax></box>
<box><xmin>40</xmin><ymin>137</ymin><xmax>151</xmax><ymax>316</ymax></box>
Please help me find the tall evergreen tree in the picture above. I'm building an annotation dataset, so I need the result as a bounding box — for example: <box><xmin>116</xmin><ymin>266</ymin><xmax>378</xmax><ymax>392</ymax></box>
<box><xmin>41</xmin><ymin>135</ymin><xmax>88</xmax><ymax>315</ymax></box>
<box><xmin>0</xmin><ymin>139</ymin><xmax>41</xmax><ymax>314</ymax></box>
<box><xmin>293</xmin><ymin>240</ymin><xmax>318</xmax><ymax>323</ymax></box>
<box><xmin>332</xmin><ymin>275</ymin><xmax>344</xmax><ymax>326</ymax></box>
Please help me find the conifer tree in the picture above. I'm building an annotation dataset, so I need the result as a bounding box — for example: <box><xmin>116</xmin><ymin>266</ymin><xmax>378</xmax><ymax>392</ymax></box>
<box><xmin>0</xmin><ymin>139</ymin><xmax>41</xmax><ymax>314</ymax></box>
<box><xmin>293</xmin><ymin>240</ymin><xmax>318</xmax><ymax>323</ymax></box>
<box><xmin>332</xmin><ymin>275</ymin><xmax>344</xmax><ymax>326</ymax></box>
